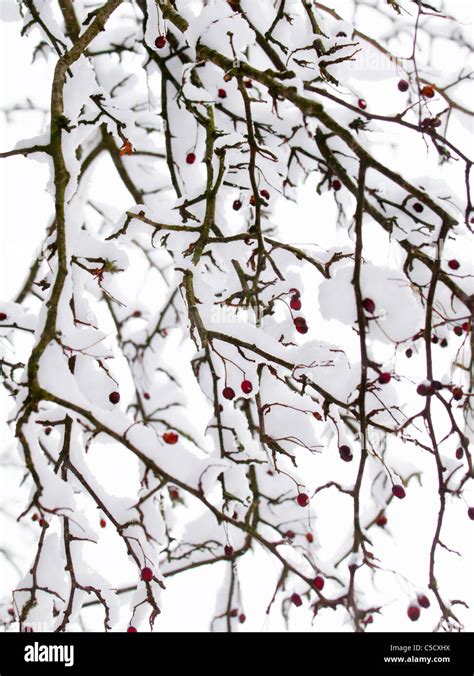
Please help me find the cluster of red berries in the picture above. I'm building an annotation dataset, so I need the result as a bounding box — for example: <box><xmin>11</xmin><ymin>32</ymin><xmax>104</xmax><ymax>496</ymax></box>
<box><xmin>407</xmin><ymin>594</ymin><xmax>430</xmax><ymax>621</ymax></box>
<box><xmin>289</xmin><ymin>289</ymin><xmax>308</xmax><ymax>334</ymax></box>
<box><xmin>222</xmin><ymin>380</ymin><xmax>253</xmax><ymax>401</ymax></box>
<box><xmin>229</xmin><ymin>608</ymin><xmax>246</xmax><ymax>623</ymax></box>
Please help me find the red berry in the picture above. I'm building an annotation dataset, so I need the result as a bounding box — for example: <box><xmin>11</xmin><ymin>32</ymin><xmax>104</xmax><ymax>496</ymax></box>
<box><xmin>0</xmin><ymin>312</ymin><xmax>7</xmax><ymax>321</ymax></box>
<box><xmin>452</xmin><ymin>387</ymin><xmax>463</xmax><ymax>401</ymax></box>
<box><xmin>143</xmin><ymin>392</ymin><xmax>150</xmax><ymax>400</ymax></box>
<box><xmin>440</xmin><ymin>338</ymin><xmax>448</xmax><ymax>347</ymax></box>
<box><xmin>362</xmin><ymin>298</ymin><xmax>376</xmax><ymax>314</ymax></box>
<box><xmin>218</xmin><ymin>88</ymin><xmax>227</xmax><ymax>99</ymax></box>
<box><xmin>154</xmin><ymin>35</ymin><xmax>167</xmax><ymax>49</ymax></box>
<box><xmin>7</xmin><ymin>608</ymin><xmax>14</xmax><ymax>617</ymax></box>
<box><xmin>244</xmin><ymin>79</ymin><xmax>252</xmax><ymax>88</ymax></box>
<box><xmin>289</xmin><ymin>288</ymin><xmax>300</xmax><ymax>297</ymax></box>
<box><xmin>127</xmin><ymin>626</ymin><xmax>137</xmax><ymax>632</ymax></box>
<box><xmin>339</xmin><ymin>445</ymin><xmax>353</xmax><ymax>462</ymax></box>
<box><xmin>421</xmin><ymin>85</ymin><xmax>435</xmax><ymax>98</ymax></box>
<box><xmin>378</xmin><ymin>372</ymin><xmax>391</xmax><ymax>385</ymax></box>
<box><xmin>224</xmin><ymin>545</ymin><xmax>234</xmax><ymax>558</ymax></box>
<box><xmin>132</xmin><ymin>310</ymin><xmax>142</xmax><ymax>318</ymax></box>
<box><xmin>223</xmin><ymin>386</ymin><xmax>235</xmax><ymax>400</ymax></box>
<box><xmin>295</xmin><ymin>323</ymin><xmax>308</xmax><ymax>334</ymax></box>
<box><xmin>233</xmin><ymin>199</ymin><xmax>242</xmax><ymax>211</ymax></box>
<box><xmin>109</xmin><ymin>391</ymin><xmax>120</xmax><ymax>404</ymax></box>
<box><xmin>239</xmin><ymin>613</ymin><xmax>246</xmax><ymax>623</ymax></box>
<box><xmin>405</xmin><ymin>348</ymin><xmax>413</xmax><ymax>358</ymax></box>
<box><xmin>398</xmin><ymin>79</ymin><xmax>409</xmax><ymax>92</ymax></box>
<box><xmin>45</xmin><ymin>427</ymin><xmax>52</xmax><ymax>435</ymax></box>
<box><xmin>290</xmin><ymin>295</ymin><xmax>302</xmax><ymax>311</ymax></box>
<box><xmin>297</xmin><ymin>493</ymin><xmax>309</xmax><ymax>507</ymax></box>
<box><xmin>417</xmin><ymin>595</ymin><xmax>430</xmax><ymax>609</ymax></box>
<box><xmin>332</xmin><ymin>179</ymin><xmax>342</xmax><ymax>191</ymax></box>
<box><xmin>453</xmin><ymin>326</ymin><xmax>463</xmax><ymax>337</ymax></box>
<box><xmin>462</xmin><ymin>322</ymin><xmax>470</xmax><ymax>333</ymax></box>
<box><xmin>313</xmin><ymin>576</ymin><xmax>325</xmax><ymax>591</ymax></box>
<box><xmin>376</xmin><ymin>514</ymin><xmax>387</xmax><ymax>527</ymax></box>
<box><xmin>260</xmin><ymin>189</ymin><xmax>270</xmax><ymax>200</ymax></box>
<box><xmin>163</xmin><ymin>431</ymin><xmax>179</xmax><ymax>444</ymax></box>
<box><xmin>417</xmin><ymin>383</ymin><xmax>433</xmax><ymax>397</ymax></box>
<box><xmin>431</xmin><ymin>380</ymin><xmax>443</xmax><ymax>391</ymax></box>
<box><xmin>250</xmin><ymin>195</ymin><xmax>256</xmax><ymax>206</ymax></box>
<box><xmin>468</xmin><ymin>507</ymin><xmax>474</xmax><ymax>520</ymax></box>
<box><xmin>306</xmin><ymin>533</ymin><xmax>314</xmax><ymax>543</ymax></box>
<box><xmin>31</xmin><ymin>513</ymin><xmax>38</xmax><ymax>522</ymax></box>
<box><xmin>291</xmin><ymin>592</ymin><xmax>302</xmax><ymax>607</ymax></box>
<box><xmin>407</xmin><ymin>605</ymin><xmax>420</xmax><ymax>621</ymax></box>
<box><xmin>229</xmin><ymin>608</ymin><xmax>238</xmax><ymax>618</ymax></box>
<box><xmin>39</xmin><ymin>518</ymin><xmax>47</xmax><ymax>528</ymax></box>
<box><xmin>241</xmin><ymin>380</ymin><xmax>253</xmax><ymax>394</ymax></box>
<box><xmin>456</xmin><ymin>448</ymin><xmax>463</xmax><ymax>460</ymax></box>
<box><xmin>100</xmin><ymin>518</ymin><xmax>106</xmax><ymax>528</ymax></box>
<box><xmin>448</xmin><ymin>259</ymin><xmax>460</xmax><ymax>270</ymax></box>
<box><xmin>186</xmin><ymin>152</ymin><xmax>196</xmax><ymax>165</ymax></box>
<box><xmin>413</xmin><ymin>202</ymin><xmax>424</xmax><ymax>213</ymax></box>
<box><xmin>285</xmin><ymin>530</ymin><xmax>295</xmax><ymax>539</ymax></box>
<box><xmin>141</xmin><ymin>567</ymin><xmax>153</xmax><ymax>582</ymax></box>
<box><xmin>358</xmin><ymin>98</ymin><xmax>367</xmax><ymax>110</ymax></box>
<box><xmin>392</xmin><ymin>484</ymin><xmax>406</xmax><ymax>499</ymax></box>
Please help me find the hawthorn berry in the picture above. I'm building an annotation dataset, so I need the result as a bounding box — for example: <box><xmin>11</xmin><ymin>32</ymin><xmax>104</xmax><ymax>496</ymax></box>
<box><xmin>295</xmin><ymin>322</ymin><xmax>308</xmax><ymax>334</ymax></box>
<box><xmin>416</xmin><ymin>383</ymin><xmax>433</xmax><ymax>397</ymax></box>
<box><xmin>141</xmin><ymin>567</ymin><xmax>153</xmax><ymax>582</ymax></box>
<box><xmin>260</xmin><ymin>189</ymin><xmax>270</xmax><ymax>200</ymax></box>
<box><xmin>223</xmin><ymin>386</ymin><xmax>236</xmax><ymax>400</ymax></box>
<box><xmin>358</xmin><ymin>98</ymin><xmax>367</xmax><ymax>110</ymax></box>
<box><xmin>453</xmin><ymin>326</ymin><xmax>463</xmax><ymax>337</ymax></box>
<box><xmin>224</xmin><ymin>545</ymin><xmax>234</xmax><ymax>558</ymax></box>
<box><xmin>440</xmin><ymin>338</ymin><xmax>448</xmax><ymax>348</ymax></box>
<box><xmin>297</xmin><ymin>493</ymin><xmax>309</xmax><ymax>507</ymax></box>
<box><xmin>448</xmin><ymin>259</ymin><xmax>460</xmax><ymax>270</ymax></box>
<box><xmin>362</xmin><ymin>298</ymin><xmax>376</xmax><ymax>314</ymax></box>
<box><xmin>143</xmin><ymin>392</ymin><xmax>150</xmax><ymax>400</ymax></box>
<box><xmin>462</xmin><ymin>322</ymin><xmax>470</xmax><ymax>333</ymax></box>
<box><xmin>291</xmin><ymin>592</ymin><xmax>302</xmax><ymax>607</ymax></box>
<box><xmin>100</xmin><ymin>518</ymin><xmax>106</xmax><ymax>528</ymax></box>
<box><xmin>431</xmin><ymin>380</ymin><xmax>443</xmax><ymax>391</ymax></box>
<box><xmin>392</xmin><ymin>484</ymin><xmax>406</xmax><ymax>499</ymax></box>
<box><xmin>31</xmin><ymin>513</ymin><xmax>38</xmax><ymax>522</ymax></box>
<box><xmin>289</xmin><ymin>288</ymin><xmax>301</xmax><ymax>297</ymax></box>
<box><xmin>290</xmin><ymin>295</ymin><xmax>302</xmax><ymax>311</ymax></box>
<box><xmin>314</xmin><ymin>576</ymin><xmax>325</xmax><ymax>591</ymax></box>
<box><xmin>239</xmin><ymin>613</ymin><xmax>246</xmax><ymax>623</ymax></box>
<box><xmin>407</xmin><ymin>605</ymin><xmax>420</xmax><ymax>621</ymax></box>
<box><xmin>378</xmin><ymin>372</ymin><xmax>391</xmax><ymax>385</ymax></box>
<box><xmin>250</xmin><ymin>194</ymin><xmax>256</xmax><ymax>206</ymax></box>
<box><xmin>376</xmin><ymin>514</ymin><xmax>387</xmax><ymax>527</ymax></box>
<box><xmin>218</xmin><ymin>88</ymin><xmax>227</xmax><ymax>99</ymax></box>
<box><xmin>45</xmin><ymin>427</ymin><xmax>52</xmax><ymax>435</ymax></box>
<box><xmin>398</xmin><ymin>79</ymin><xmax>409</xmax><ymax>92</ymax></box>
<box><xmin>431</xmin><ymin>335</ymin><xmax>438</xmax><ymax>344</ymax></box>
<box><xmin>127</xmin><ymin>626</ymin><xmax>137</xmax><ymax>632</ymax></box>
<box><xmin>0</xmin><ymin>313</ymin><xmax>7</xmax><ymax>321</ymax></box>
<box><xmin>233</xmin><ymin>199</ymin><xmax>242</xmax><ymax>211</ymax></box>
<box><xmin>405</xmin><ymin>348</ymin><xmax>413</xmax><ymax>358</ymax></box>
<box><xmin>154</xmin><ymin>35</ymin><xmax>167</xmax><ymax>49</ymax></box>
<box><xmin>452</xmin><ymin>387</ymin><xmax>463</xmax><ymax>401</ymax></box>
<box><xmin>163</xmin><ymin>431</ymin><xmax>179</xmax><ymax>444</ymax></box>
<box><xmin>109</xmin><ymin>391</ymin><xmax>120</xmax><ymax>404</ymax></box>
<box><xmin>456</xmin><ymin>448</ymin><xmax>463</xmax><ymax>460</ymax></box>
<box><xmin>186</xmin><ymin>152</ymin><xmax>196</xmax><ymax>165</ymax></box>
<box><xmin>468</xmin><ymin>507</ymin><xmax>474</xmax><ymax>520</ymax></box>
<box><xmin>413</xmin><ymin>202</ymin><xmax>424</xmax><ymax>213</ymax></box>
<box><xmin>339</xmin><ymin>445</ymin><xmax>353</xmax><ymax>462</ymax></box>
<box><xmin>244</xmin><ymin>79</ymin><xmax>252</xmax><ymax>88</ymax></box>
<box><xmin>417</xmin><ymin>595</ymin><xmax>430</xmax><ymax>609</ymax></box>
<box><xmin>332</xmin><ymin>179</ymin><xmax>342</xmax><ymax>191</ymax></box>
<box><xmin>306</xmin><ymin>533</ymin><xmax>314</xmax><ymax>543</ymax></box>
<box><xmin>421</xmin><ymin>84</ymin><xmax>435</xmax><ymax>98</ymax></box>
<box><xmin>286</xmin><ymin>530</ymin><xmax>295</xmax><ymax>539</ymax></box>
<box><xmin>241</xmin><ymin>380</ymin><xmax>253</xmax><ymax>394</ymax></box>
